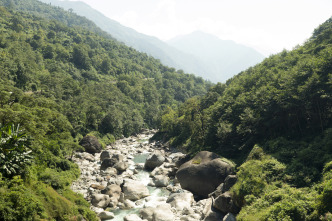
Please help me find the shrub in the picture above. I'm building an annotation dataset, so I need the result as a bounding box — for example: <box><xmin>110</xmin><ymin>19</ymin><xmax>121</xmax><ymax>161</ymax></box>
<box><xmin>0</xmin><ymin>124</ymin><xmax>33</xmax><ymax>178</ymax></box>
<box><xmin>232</xmin><ymin>145</ymin><xmax>286</xmax><ymax>207</ymax></box>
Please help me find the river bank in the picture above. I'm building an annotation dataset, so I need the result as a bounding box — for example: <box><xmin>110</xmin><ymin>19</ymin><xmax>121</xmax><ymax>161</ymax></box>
<box><xmin>71</xmin><ymin>130</ymin><xmax>236</xmax><ymax>221</ymax></box>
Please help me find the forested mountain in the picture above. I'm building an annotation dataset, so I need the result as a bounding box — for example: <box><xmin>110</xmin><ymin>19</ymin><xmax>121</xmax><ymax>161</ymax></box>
<box><xmin>0</xmin><ymin>0</ymin><xmax>210</xmax><ymax>219</ymax></box>
<box><xmin>159</xmin><ymin>17</ymin><xmax>332</xmax><ymax>220</ymax></box>
<box><xmin>168</xmin><ymin>31</ymin><xmax>265</xmax><ymax>82</ymax></box>
<box><xmin>38</xmin><ymin>0</ymin><xmax>264</xmax><ymax>82</ymax></box>
<box><xmin>38</xmin><ymin>0</ymin><xmax>209</xmax><ymax>80</ymax></box>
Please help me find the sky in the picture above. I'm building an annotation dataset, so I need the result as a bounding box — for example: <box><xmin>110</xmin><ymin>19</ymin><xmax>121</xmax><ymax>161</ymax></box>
<box><xmin>68</xmin><ymin>0</ymin><xmax>332</xmax><ymax>56</ymax></box>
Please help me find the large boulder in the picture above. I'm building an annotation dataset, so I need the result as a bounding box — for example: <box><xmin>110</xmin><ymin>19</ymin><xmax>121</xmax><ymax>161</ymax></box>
<box><xmin>176</xmin><ymin>151</ymin><xmax>234</xmax><ymax>197</ymax></box>
<box><xmin>79</xmin><ymin>135</ymin><xmax>102</xmax><ymax>154</ymax></box>
<box><xmin>144</xmin><ymin>150</ymin><xmax>165</xmax><ymax>170</ymax></box>
<box><xmin>123</xmin><ymin>180</ymin><xmax>150</xmax><ymax>201</ymax></box>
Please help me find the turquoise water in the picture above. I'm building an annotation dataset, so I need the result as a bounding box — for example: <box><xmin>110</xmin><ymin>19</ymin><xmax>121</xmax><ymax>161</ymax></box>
<box><xmin>133</xmin><ymin>153</ymin><xmax>149</xmax><ymax>164</ymax></box>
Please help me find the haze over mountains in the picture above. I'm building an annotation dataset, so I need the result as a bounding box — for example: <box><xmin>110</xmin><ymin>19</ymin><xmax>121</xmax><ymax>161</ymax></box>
<box><xmin>40</xmin><ymin>0</ymin><xmax>265</xmax><ymax>82</ymax></box>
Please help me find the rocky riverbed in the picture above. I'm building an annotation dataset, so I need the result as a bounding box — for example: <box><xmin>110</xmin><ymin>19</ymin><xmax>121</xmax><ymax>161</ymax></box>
<box><xmin>71</xmin><ymin>130</ymin><xmax>238</xmax><ymax>221</ymax></box>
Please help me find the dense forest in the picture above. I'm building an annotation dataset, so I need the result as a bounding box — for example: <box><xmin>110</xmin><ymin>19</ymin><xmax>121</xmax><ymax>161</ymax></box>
<box><xmin>0</xmin><ymin>0</ymin><xmax>331</xmax><ymax>220</ymax></box>
<box><xmin>158</xmin><ymin>17</ymin><xmax>332</xmax><ymax>220</ymax></box>
<box><xmin>0</xmin><ymin>0</ymin><xmax>210</xmax><ymax>220</ymax></box>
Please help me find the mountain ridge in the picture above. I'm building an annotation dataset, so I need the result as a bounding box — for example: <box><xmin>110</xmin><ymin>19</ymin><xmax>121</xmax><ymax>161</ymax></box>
<box><xmin>168</xmin><ymin>31</ymin><xmax>265</xmax><ymax>82</ymax></box>
<box><xmin>39</xmin><ymin>0</ymin><xmax>265</xmax><ymax>82</ymax></box>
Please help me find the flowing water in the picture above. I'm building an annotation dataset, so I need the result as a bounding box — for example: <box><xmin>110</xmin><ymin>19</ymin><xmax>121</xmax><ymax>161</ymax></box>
<box><xmin>109</xmin><ymin>153</ymin><xmax>170</xmax><ymax>221</ymax></box>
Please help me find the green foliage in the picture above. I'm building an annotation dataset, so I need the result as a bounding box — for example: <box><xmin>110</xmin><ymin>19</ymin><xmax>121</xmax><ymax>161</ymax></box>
<box><xmin>232</xmin><ymin>146</ymin><xmax>286</xmax><ymax>207</ymax></box>
<box><xmin>0</xmin><ymin>177</ymin><xmax>45</xmax><ymax>221</ymax></box>
<box><xmin>237</xmin><ymin>185</ymin><xmax>317</xmax><ymax>221</ymax></box>
<box><xmin>233</xmin><ymin>147</ymin><xmax>318</xmax><ymax>221</ymax></box>
<box><xmin>315</xmin><ymin>161</ymin><xmax>332</xmax><ymax>217</ymax></box>
<box><xmin>0</xmin><ymin>123</ymin><xmax>32</xmax><ymax>178</ymax></box>
<box><xmin>0</xmin><ymin>2</ymin><xmax>210</xmax><ymax>220</ymax></box>
<box><xmin>158</xmin><ymin>14</ymin><xmax>332</xmax><ymax>188</ymax></box>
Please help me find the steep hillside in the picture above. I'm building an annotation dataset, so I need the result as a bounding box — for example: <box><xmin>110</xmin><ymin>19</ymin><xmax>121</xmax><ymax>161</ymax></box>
<box><xmin>0</xmin><ymin>1</ymin><xmax>210</xmax><ymax>219</ymax></box>
<box><xmin>159</xmin><ymin>17</ymin><xmax>332</xmax><ymax>220</ymax></box>
<box><xmin>168</xmin><ymin>31</ymin><xmax>265</xmax><ymax>82</ymax></box>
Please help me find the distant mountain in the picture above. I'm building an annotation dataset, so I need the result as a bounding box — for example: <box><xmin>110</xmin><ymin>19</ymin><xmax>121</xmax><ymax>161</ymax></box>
<box><xmin>39</xmin><ymin>0</ymin><xmax>265</xmax><ymax>82</ymax></box>
<box><xmin>168</xmin><ymin>31</ymin><xmax>265</xmax><ymax>82</ymax></box>
<box><xmin>39</xmin><ymin>0</ymin><xmax>207</xmax><ymax>77</ymax></box>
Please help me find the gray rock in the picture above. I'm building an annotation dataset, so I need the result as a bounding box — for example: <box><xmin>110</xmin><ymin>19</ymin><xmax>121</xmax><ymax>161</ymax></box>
<box><xmin>213</xmin><ymin>191</ymin><xmax>240</xmax><ymax>214</ymax></box>
<box><xmin>223</xmin><ymin>213</ymin><xmax>236</xmax><ymax>221</ymax></box>
<box><xmin>79</xmin><ymin>135</ymin><xmax>102</xmax><ymax>154</ymax></box>
<box><xmin>123</xmin><ymin>180</ymin><xmax>150</xmax><ymax>201</ymax></box>
<box><xmin>166</xmin><ymin>192</ymin><xmax>194</xmax><ymax>211</ymax></box>
<box><xmin>91</xmin><ymin>194</ymin><xmax>110</xmax><ymax>208</ymax></box>
<box><xmin>152</xmin><ymin>175</ymin><xmax>169</xmax><ymax>187</ymax></box>
<box><xmin>98</xmin><ymin>211</ymin><xmax>115</xmax><ymax>220</ymax></box>
<box><xmin>203</xmin><ymin>210</ymin><xmax>224</xmax><ymax>221</ymax></box>
<box><xmin>209</xmin><ymin>183</ymin><xmax>224</xmax><ymax>198</ymax></box>
<box><xmin>176</xmin><ymin>151</ymin><xmax>234</xmax><ymax>197</ymax></box>
<box><xmin>114</xmin><ymin>161</ymin><xmax>129</xmax><ymax>172</ymax></box>
<box><xmin>101</xmin><ymin>184</ymin><xmax>121</xmax><ymax>207</ymax></box>
<box><xmin>124</xmin><ymin>214</ymin><xmax>143</xmax><ymax>221</ymax></box>
<box><xmin>144</xmin><ymin>150</ymin><xmax>165</xmax><ymax>170</ymax></box>
<box><xmin>100</xmin><ymin>150</ymin><xmax>111</xmax><ymax>162</ymax></box>
<box><xmin>102</xmin><ymin>167</ymin><xmax>118</xmax><ymax>176</ymax></box>
<box><xmin>223</xmin><ymin>175</ymin><xmax>237</xmax><ymax>192</ymax></box>
<box><xmin>100</xmin><ymin>158</ymin><xmax>115</xmax><ymax>171</ymax></box>
<box><xmin>100</xmin><ymin>153</ymin><xmax>125</xmax><ymax>170</ymax></box>
<box><xmin>140</xmin><ymin>207</ymin><xmax>155</xmax><ymax>221</ymax></box>
<box><xmin>153</xmin><ymin>204</ymin><xmax>175</xmax><ymax>221</ymax></box>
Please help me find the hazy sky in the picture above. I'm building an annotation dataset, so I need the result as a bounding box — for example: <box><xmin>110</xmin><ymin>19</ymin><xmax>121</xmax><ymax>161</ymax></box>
<box><xmin>68</xmin><ymin>0</ymin><xmax>332</xmax><ymax>56</ymax></box>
